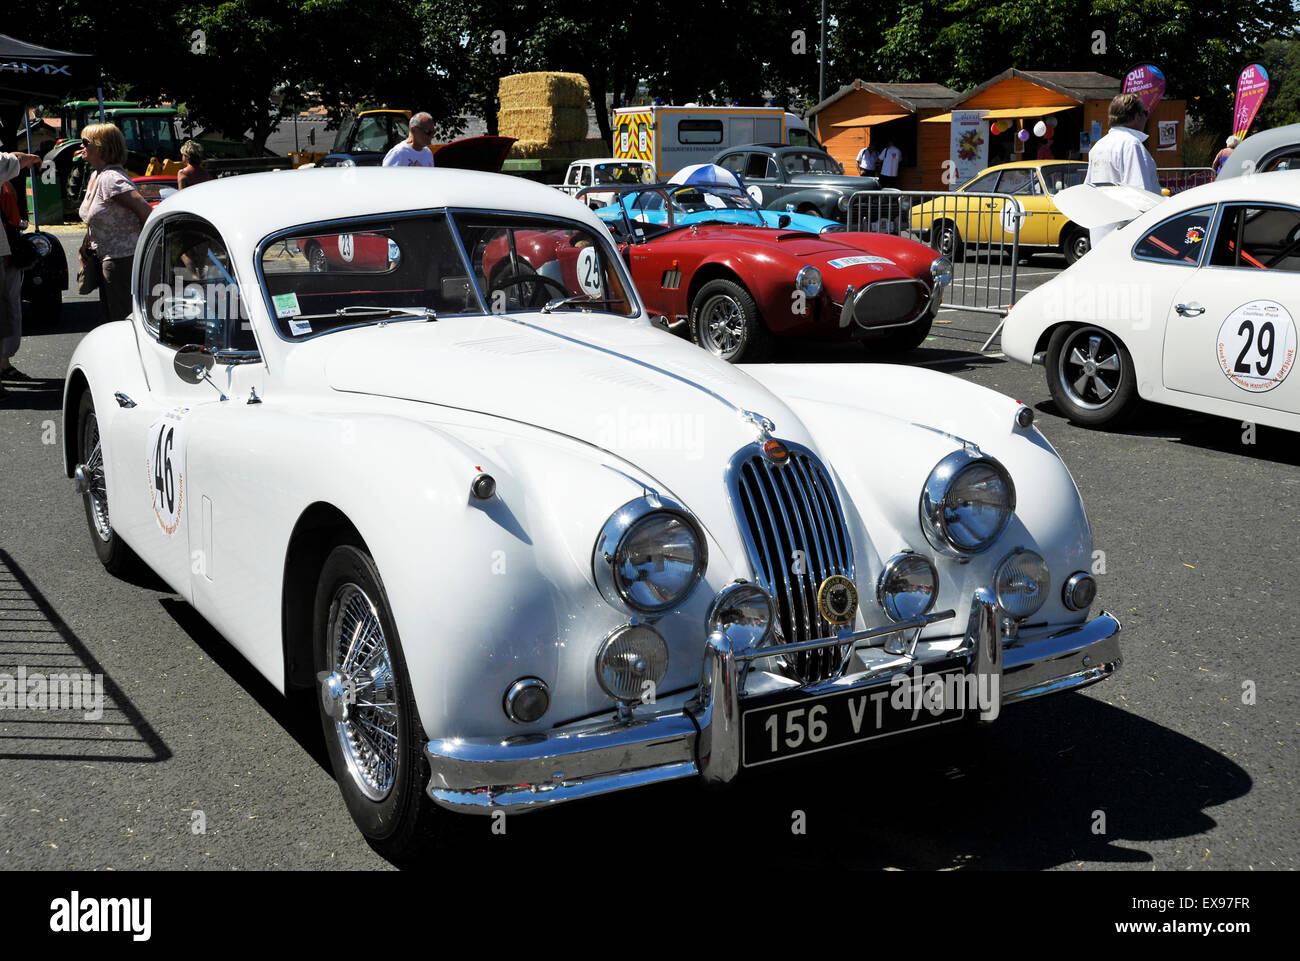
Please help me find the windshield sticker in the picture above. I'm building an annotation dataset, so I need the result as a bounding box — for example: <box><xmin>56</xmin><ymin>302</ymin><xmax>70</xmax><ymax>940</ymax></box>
<box><xmin>273</xmin><ymin>292</ymin><xmax>301</xmax><ymax>318</ymax></box>
<box><xmin>288</xmin><ymin>317</ymin><xmax>312</xmax><ymax>337</ymax></box>
<box><xmin>1216</xmin><ymin>301</ymin><xmax>1296</xmax><ymax>393</ymax></box>
<box><xmin>145</xmin><ymin>409</ymin><xmax>189</xmax><ymax>536</ymax></box>
<box><xmin>827</xmin><ymin>255</ymin><xmax>896</xmax><ymax>269</ymax></box>
<box><xmin>1185</xmin><ymin>226</ymin><xmax>1205</xmax><ymax>245</ymax></box>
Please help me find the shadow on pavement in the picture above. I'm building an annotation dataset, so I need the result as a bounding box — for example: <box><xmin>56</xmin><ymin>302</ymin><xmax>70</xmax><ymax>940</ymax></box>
<box><xmin>0</xmin><ymin>550</ymin><xmax>171</xmax><ymax>764</ymax></box>
<box><xmin>407</xmin><ymin>691</ymin><xmax>1249</xmax><ymax>870</ymax></box>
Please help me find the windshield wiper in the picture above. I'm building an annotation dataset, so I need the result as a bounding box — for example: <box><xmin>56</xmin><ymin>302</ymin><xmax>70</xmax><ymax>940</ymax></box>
<box><xmin>293</xmin><ymin>305</ymin><xmax>437</xmax><ymax>322</ymax></box>
<box><xmin>541</xmin><ymin>294</ymin><xmax>623</xmax><ymax>313</ymax></box>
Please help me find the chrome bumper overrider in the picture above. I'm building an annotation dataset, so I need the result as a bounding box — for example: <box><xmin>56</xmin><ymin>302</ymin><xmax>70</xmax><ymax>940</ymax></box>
<box><xmin>425</xmin><ymin>589</ymin><xmax>1122</xmax><ymax>814</ymax></box>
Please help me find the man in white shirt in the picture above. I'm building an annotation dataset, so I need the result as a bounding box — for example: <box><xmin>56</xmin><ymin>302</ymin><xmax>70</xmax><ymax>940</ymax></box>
<box><xmin>1084</xmin><ymin>93</ymin><xmax>1161</xmax><ymax>246</ymax></box>
<box><xmin>383</xmin><ymin>112</ymin><xmax>436</xmax><ymax>167</ymax></box>
<box><xmin>856</xmin><ymin>143</ymin><xmax>878</xmax><ymax>177</ymax></box>
<box><xmin>879</xmin><ymin>140</ymin><xmax>902</xmax><ymax>187</ymax></box>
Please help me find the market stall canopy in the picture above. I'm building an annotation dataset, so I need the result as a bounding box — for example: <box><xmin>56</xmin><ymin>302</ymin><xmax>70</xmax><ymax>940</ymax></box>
<box><xmin>831</xmin><ymin>112</ymin><xmax>910</xmax><ymax>128</ymax></box>
<box><xmin>1</xmin><ymin>34</ymin><xmax>97</xmax><ymax>145</ymax></box>
<box><xmin>923</xmin><ymin>105</ymin><xmax>1075</xmax><ymax>123</ymax></box>
<box><xmin>0</xmin><ymin>34</ymin><xmax>96</xmax><ymax>102</ymax></box>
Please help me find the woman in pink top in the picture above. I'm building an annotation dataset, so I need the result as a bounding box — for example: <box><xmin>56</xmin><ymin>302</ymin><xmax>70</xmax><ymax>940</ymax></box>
<box><xmin>78</xmin><ymin>124</ymin><xmax>152</xmax><ymax>322</ymax></box>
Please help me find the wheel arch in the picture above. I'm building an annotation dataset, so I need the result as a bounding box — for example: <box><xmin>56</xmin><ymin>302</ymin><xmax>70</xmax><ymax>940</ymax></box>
<box><xmin>281</xmin><ymin>502</ymin><xmax>368</xmax><ymax>690</ymax></box>
<box><xmin>686</xmin><ymin>260</ymin><xmax>748</xmax><ymax>307</ymax></box>
<box><xmin>62</xmin><ymin>368</ymin><xmax>91</xmax><ymax>478</ymax></box>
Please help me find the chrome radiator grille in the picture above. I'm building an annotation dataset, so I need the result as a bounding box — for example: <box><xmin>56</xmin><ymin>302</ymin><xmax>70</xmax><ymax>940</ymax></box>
<box><xmin>728</xmin><ymin>446</ymin><xmax>855</xmax><ymax>683</ymax></box>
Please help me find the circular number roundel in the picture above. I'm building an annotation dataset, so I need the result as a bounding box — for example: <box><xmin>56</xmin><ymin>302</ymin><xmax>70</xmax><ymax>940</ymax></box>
<box><xmin>145</xmin><ymin>414</ymin><xmax>187</xmax><ymax>535</ymax></box>
<box><xmin>576</xmin><ymin>246</ymin><xmax>603</xmax><ymax>298</ymax></box>
<box><xmin>337</xmin><ymin>234</ymin><xmax>354</xmax><ymax>263</ymax></box>
<box><xmin>1216</xmin><ymin>300</ymin><xmax>1297</xmax><ymax>393</ymax></box>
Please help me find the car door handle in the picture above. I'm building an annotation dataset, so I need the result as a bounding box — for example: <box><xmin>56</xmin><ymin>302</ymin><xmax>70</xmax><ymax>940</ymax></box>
<box><xmin>1175</xmin><ymin>303</ymin><xmax>1205</xmax><ymax>317</ymax></box>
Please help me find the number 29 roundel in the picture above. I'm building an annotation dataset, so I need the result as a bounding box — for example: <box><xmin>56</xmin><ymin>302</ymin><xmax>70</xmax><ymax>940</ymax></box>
<box><xmin>1216</xmin><ymin>301</ymin><xmax>1297</xmax><ymax>393</ymax></box>
<box><xmin>146</xmin><ymin>410</ymin><xmax>188</xmax><ymax>535</ymax></box>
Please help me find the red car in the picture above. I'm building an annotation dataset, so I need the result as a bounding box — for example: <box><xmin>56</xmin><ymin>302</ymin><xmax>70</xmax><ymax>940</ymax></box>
<box><xmin>590</xmin><ymin>183</ymin><xmax>952</xmax><ymax>362</ymax></box>
<box><xmin>294</xmin><ymin>232</ymin><xmax>398</xmax><ymax>272</ymax></box>
<box><xmin>132</xmin><ymin>175</ymin><xmax>178</xmax><ymax>207</ymax></box>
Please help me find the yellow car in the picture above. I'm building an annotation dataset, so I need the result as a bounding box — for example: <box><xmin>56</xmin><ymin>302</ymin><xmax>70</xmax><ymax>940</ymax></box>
<box><xmin>909</xmin><ymin>160</ymin><xmax>1091</xmax><ymax>263</ymax></box>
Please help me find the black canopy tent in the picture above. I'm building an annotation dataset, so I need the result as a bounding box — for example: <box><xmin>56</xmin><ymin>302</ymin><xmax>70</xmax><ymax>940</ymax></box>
<box><xmin>0</xmin><ymin>34</ymin><xmax>97</xmax><ymax>227</ymax></box>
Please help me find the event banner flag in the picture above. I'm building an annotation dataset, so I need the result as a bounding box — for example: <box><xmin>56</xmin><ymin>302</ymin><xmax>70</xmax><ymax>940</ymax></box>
<box><xmin>1122</xmin><ymin>64</ymin><xmax>1166</xmax><ymax>115</ymax></box>
<box><xmin>1233</xmin><ymin>64</ymin><xmax>1270</xmax><ymax>139</ymax></box>
<box><xmin>948</xmin><ymin>110</ymin><xmax>988</xmax><ymax>190</ymax></box>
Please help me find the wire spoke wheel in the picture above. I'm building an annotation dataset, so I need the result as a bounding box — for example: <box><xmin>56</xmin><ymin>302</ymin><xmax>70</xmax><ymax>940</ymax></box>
<box><xmin>81</xmin><ymin>411</ymin><xmax>111</xmax><ymax>542</ymax></box>
<box><xmin>328</xmin><ymin>583</ymin><xmax>399</xmax><ymax>801</ymax></box>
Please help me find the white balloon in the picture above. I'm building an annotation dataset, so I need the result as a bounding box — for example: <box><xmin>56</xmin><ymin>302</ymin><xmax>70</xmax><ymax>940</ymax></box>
<box><xmin>1033</xmin><ymin>121</ymin><xmax>1048</xmax><ymax>138</ymax></box>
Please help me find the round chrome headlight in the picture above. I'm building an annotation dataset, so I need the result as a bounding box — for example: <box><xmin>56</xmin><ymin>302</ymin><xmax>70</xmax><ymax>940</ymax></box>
<box><xmin>876</xmin><ymin>552</ymin><xmax>939</xmax><ymax>622</ymax></box>
<box><xmin>837</xmin><ymin>194</ymin><xmax>849</xmax><ymax>211</ymax></box>
<box><xmin>595</xmin><ymin>623</ymin><xmax>669</xmax><ymax>702</ymax></box>
<box><xmin>995</xmin><ymin>549</ymin><xmax>1050</xmax><ymax>619</ymax></box>
<box><xmin>706</xmin><ymin>582</ymin><xmax>774</xmax><ymax>649</ymax></box>
<box><xmin>795</xmin><ymin>265</ymin><xmax>822</xmax><ymax>297</ymax></box>
<box><xmin>28</xmin><ymin>233</ymin><xmax>53</xmax><ymax>257</ymax></box>
<box><xmin>919</xmin><ymin>450</ymin><xmax>1016</xmax><ymax>556</ymax></box>
<box><xmin>594</xmin><ymin>496</ymin><xmax>707</xmax><ymax>615</ymax></box>
<box><xmin>930</xmin><ymin>256</ymin><xmax>953</xmax><ymax>288</ymax></box>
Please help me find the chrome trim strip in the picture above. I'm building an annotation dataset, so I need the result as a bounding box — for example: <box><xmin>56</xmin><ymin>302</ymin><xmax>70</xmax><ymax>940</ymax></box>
<box><xmin>735</xmin><ymin>607</ymin><xmax>955</xmax><ymax>662</ymax></box>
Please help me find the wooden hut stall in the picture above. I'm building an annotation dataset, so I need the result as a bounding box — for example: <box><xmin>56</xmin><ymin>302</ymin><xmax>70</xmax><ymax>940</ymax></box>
<box><xmin>923</xmin><ymin>70</ymin><xmax>1187</xmax><ymax>178</ymax></box>
<box><xmin>809</xmin><ymin>81</ymin><xmax>959</xmax><ymax>190</ymax></box>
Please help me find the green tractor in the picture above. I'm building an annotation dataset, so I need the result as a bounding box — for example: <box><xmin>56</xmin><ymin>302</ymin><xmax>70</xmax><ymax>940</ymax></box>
<box><xmin>45</xmin><ymin>101</ymin><xmax>182</xmax><ymax>220</ymax></box>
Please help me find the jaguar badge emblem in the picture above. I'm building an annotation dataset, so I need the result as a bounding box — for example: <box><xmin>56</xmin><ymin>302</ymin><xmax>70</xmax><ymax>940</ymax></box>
<box><xmin>816</xmin><ymin>575</ymin><xmax>858</xmax><ymax>627</ymax></box>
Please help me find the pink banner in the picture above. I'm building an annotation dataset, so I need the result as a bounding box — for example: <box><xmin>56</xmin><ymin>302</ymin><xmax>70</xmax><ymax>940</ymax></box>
<box><xmin>1123</xmin><ymin>64</ymin><xmax>1166</xmax><ymax>116</ymax></box>
<box><xmin>1233</xmin><ymin>64</ymin><xmax>1270</xmax><ymax>139</ymax></box>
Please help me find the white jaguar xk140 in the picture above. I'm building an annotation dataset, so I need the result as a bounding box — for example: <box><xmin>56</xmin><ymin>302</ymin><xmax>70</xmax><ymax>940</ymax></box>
<box><xmin>64</xmin><ymin>168</ymin><xmax>1121</xmax><ymax>854</ymax></box>
<box><xmin>1004</xmin><ymin>171</ymin><xmax>1299</xmax><ymax>431</ymax></box>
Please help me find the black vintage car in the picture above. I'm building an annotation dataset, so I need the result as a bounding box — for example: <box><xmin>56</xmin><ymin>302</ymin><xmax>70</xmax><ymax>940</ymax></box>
<box><xmin>713</xmin><ymin>144</ymin><xmax>879</xmax><ymax>223</ymax></box>
<box><xmin>16</xmin><ymin>221</ymin><xmax>67</xmax><ymax>327</ymax></box>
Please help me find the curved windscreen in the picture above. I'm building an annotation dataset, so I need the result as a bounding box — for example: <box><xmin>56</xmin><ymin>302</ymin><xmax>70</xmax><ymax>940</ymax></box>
<box><xmin>259</xmin><ymin>211</ymin><xmax>635</xmax><ymax>338</ymax></box>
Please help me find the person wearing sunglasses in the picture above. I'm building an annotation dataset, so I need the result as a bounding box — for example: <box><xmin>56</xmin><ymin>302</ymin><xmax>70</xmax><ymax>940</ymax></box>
<box><xmin>383</xmin><ymin>112</ymin><xmax>437</xmax><ymax>167</ymax></box>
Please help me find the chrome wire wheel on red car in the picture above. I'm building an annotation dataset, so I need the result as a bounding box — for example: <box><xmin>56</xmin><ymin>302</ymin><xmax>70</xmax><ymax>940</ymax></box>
<box><xmin>690</xmin><ymin>278</ymin><xmax>771</xmax><ymax>363</ymax></box>
<box><xmin>1046</xmin><ymin>325</ymin><xmax>1137</xmax><ymax>427</ymax></box>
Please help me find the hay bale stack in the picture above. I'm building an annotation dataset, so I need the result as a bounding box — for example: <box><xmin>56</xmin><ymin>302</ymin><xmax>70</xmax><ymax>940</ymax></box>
<box><xmin>498</xmin><ymin>72</ymin><xmax>590</xmax><ymax>110</ymax></box>
<box><xmin>497</xmin><ymin>71</ymin><xmax>593</xmax><ymax>147</ymax></box>
<box><xmin>508</xmin><ymin>138</ymin><xmax>607</xmax><ymax>161</ymax></box>
<box><xmin>498</xmin><ymin>106</ymin><xmax>588</xmax><ymax>143</ymax></box>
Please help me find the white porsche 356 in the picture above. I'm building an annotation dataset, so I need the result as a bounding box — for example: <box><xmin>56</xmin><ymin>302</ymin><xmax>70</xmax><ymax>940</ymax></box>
<box><xmin>1003</xmin><ymin>171</ymin><xmax>1300</xmax><ymax>431</ymax></box>
<box><xmin>64</xmin><ymin>168</ymin><xmax>1121</xmax><ymax>853</ymax></box>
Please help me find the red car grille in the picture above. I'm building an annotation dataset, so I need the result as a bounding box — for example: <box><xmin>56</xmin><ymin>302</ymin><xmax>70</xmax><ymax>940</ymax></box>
<box><xmin>850</xmin><ymin>279</ymin><xmax>929</xmax><ymax>328</ymax></box>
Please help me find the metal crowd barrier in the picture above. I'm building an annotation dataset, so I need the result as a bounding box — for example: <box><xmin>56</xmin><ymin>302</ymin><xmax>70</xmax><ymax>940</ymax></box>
<box><xmin>846</xmin><ymin>189</ymin><xmax>1028</xmax><ymax>349</ymax></box>
<box><xmin>1156</xmin><ymin>167</ymin><xmax>1215</xmax><ymax>194</ymax></box>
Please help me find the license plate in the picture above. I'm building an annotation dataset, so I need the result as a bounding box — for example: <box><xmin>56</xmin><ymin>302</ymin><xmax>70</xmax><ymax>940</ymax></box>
<box><xmin>741</xmin><ymin>664</ymin><xmax>971</xmax><ymax>768</ymax></box>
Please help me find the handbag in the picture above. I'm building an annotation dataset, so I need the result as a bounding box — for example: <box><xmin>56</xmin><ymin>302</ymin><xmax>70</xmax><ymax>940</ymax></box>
<box><xmin>77</xmin><ymin>230</ymin><xmax>102</xmax><ymax>295</ymax></box>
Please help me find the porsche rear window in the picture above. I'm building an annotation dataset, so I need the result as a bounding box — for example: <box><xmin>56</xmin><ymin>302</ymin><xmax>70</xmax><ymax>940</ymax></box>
<box><xmin>1133</xmin><ymin>206</ymin><xmax>1214</xmax><ymax>266</ymax></box>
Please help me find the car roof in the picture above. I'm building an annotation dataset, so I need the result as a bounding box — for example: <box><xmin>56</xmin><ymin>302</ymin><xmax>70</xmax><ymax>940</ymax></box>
<box><xmin>1217</xmin><ymin>123</ymin><xmax>1300</xmax><ymax>178</ymax></box>
<box><xmin>153</xmin><ymin>167</ymin><xmax>610</xmax><ymax>248</ymax></box>
<box><xmin>979</xmin><ymin>160</ymin><xmax>1086</xmax><ymax>172</ymax></box>
<box><xmin>1161</xmin><ymin>167</ymin><xmax>1300</xmax><ymax>205</ymax></box>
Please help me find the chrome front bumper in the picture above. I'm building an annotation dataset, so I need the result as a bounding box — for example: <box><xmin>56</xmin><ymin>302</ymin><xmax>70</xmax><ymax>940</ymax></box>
<box><xmin>425</xmin><ymin>589</ymin><xmax>1122</xmax><ymax>814</ymax></box>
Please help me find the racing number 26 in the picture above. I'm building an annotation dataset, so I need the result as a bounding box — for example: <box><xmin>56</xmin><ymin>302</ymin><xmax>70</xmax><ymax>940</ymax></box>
<box><xmin>1235</xmin><ymin>320</ymin><xmax>1275</xmax><ymax>376</ymax></box>
<box><xmin>154</xmin><ymin>426</ymin><xmax>176</xmax><ymax>514</ymax></box>
<box><xmin>765</xmin><ymin>704</ymin><xmax>828</xmax><ymax>752</ymax></box>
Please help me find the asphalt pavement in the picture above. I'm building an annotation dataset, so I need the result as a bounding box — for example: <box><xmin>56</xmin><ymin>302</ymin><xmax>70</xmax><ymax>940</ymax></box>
<box><xmin>0</xmin><ymin>228</ymin><xmax>1294</xmax><ymax>871</ymax></box>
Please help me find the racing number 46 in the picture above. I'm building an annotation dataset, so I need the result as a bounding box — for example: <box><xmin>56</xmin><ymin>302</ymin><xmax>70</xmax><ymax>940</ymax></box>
<box><xmin>1235</xmin><ymin>320</ymin><xmax>1275</xmax><ymax>376</ymax></box>
<box><xmin>154</xmin><ymin>426</ymin><xmax>176</xmax><ymax>514</ymax></box>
